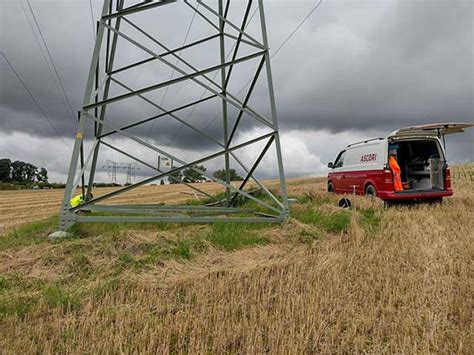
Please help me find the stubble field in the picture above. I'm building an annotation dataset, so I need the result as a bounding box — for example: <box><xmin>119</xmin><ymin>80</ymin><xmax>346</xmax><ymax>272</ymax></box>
<box><xmin>0</xmin><ymin>165</ymin><xmax>473</xmax><ymax>353</ymax></box>
<box><xmin>0</xmin><ymin>179</ymin><xmax>289</xmax><ymax>235</ymax></box>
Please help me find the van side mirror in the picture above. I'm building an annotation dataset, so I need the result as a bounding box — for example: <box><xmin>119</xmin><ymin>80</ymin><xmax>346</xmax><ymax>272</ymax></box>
<box><xmin>327</xmin><ymin>162</ymin><xmax>334</xmax><ymax>169</ymax></box>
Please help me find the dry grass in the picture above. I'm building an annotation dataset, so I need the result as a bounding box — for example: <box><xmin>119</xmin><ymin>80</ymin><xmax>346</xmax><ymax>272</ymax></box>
<box><xmin>0</xmin><ymin>167</ymin><xmax>473</xmax><ymax>353</ymax></box>
<box><xmin>0</xmin><ymin>179</ymin><xmax>292</xmax><ymax>234</ymax></box>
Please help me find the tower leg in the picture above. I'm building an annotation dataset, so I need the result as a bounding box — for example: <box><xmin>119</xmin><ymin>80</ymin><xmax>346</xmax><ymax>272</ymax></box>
<box><xmin>258</xmin><ymin>0</ymin><xmax>289</xmax><ymax>218</ymax></box>
<box><xmin>53</xmin><ymin>0</ymin><xmax>112</xmax><ymax>233</ymax></box>
<box><xmin>218</xmin><ymin>0</ymin><xmax>231</xmax><ymax>206</ymax></box>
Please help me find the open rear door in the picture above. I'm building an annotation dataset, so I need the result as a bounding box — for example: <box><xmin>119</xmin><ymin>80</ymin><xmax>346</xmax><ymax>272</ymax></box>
<box><xmin>388</xmin><ymin>123</ymin><xmax>472</xmax><ymax>192</ymax></box>
<box><xmin>389</xmin><ymin>122</ymin><xmax>474</xmax><ymax>138</ymax></box>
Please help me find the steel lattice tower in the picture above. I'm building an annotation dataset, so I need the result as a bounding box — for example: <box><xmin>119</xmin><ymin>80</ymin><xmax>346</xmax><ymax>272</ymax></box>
<box><xmin>57</xmin><ymin>0</ymin><xmax>288</xmax><ymax>231</ymax></box>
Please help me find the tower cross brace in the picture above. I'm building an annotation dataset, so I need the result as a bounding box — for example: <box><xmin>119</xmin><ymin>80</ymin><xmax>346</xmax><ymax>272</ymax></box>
<box><xmin>57</xmin><ymin>0</ymin><xmax>289</xmax><ymax>231</ymax></box>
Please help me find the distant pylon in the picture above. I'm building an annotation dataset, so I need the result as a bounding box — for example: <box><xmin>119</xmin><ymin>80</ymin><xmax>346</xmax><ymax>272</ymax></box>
<box><xmin>57</xmin><ymin>0</ymin><xmax>288</xmax><ymax>231</ymax></box>
<box><xmin>102</xmin><ymin>160</ymin><xmax>138</xmax><ymax>184</ymax></box>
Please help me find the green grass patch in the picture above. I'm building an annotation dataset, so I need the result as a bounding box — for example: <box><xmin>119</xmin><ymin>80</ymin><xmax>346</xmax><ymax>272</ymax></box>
<box><xmin>0</xmin><ymin>296</ymin><xmax>37</xmax><ymax>318</ymax></box>
<box><xmin>117</xmin><ymin>251</ymin><xmax>136</xmax><ymax>269</ymax></box>
<box><xmin>0</xmin><ymin>276</ymin><xmax>8</xmax><ymax>291</ymax></box>
<box><xmin>115</xmin><ymin>238</ymin><xmax>202</xmax><ymax>270</ymax></box>
<box><xmin>292</xmin><ymin>194</ymin><xmax>332</xmax><ymax>206</ymax></box>
<box><xmin>0</xmin><ymin>277</ymin><xmax>82</xmax><ymax>318</ymax></box>
<box><xmin>42</xmin><ymin>284</ymin><xmax>80</xmax><ymax>311</ymax></box>
<box><xmin>169</xmin><ymin>240</ymin><xmax>193</xmax><ymax>259</ymax></box>
<box><xmin>185</xmin><ymin>191</ymin><xmax>228</xmax><ymax>206</ymax></box>
<box><xmin>293</xmin><ymin>207</ymin><xmax>350</xmax><ymax>233</ymax></box>
<box><xmin>0</xmin><ymin>276</ymin><xmax>38</xmax><ymax>318</ymax></box>
<box><xmin>0</xmin><ymin>215</ymin><xmax>58</xmax><ymax>251</ymax></box>
<box><xmin>358</xmin><ymin>208</ymin><xmax>381</xmax><ymax>233</ymax></box>
<box><xmin>0</xmin><ymin>274</ymin><xmax>46</xmax><ymax>293</ymax></box>
<box><xmin>202</xmin><ymin>222</ymin><xmax>269</xmax><ymax>251</ymax></box>
<box><xmin>141</xmin><ymin>244</ymin><xmax>165</xmax><ymax>265</ymax></box>
<box><xmin>70</xmin><ymin>220</ymin><xmax>175</xmax><ymax>238</ymax></box>
<box><xmin>68</xmin><ymin>251</ymin><xmax>92</xmax><ymax>274</ymax></box>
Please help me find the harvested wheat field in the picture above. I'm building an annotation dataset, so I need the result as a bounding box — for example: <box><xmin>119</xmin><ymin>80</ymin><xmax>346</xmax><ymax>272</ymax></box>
<box><xmin>0</xmin><ymin>179</ymin><xmax>290</xmax><ymax>235</ymax></box>
<box><xmin>0</xmin><ymin>166</ymin><xmax>473</xmax><ymax>353</ymax></box>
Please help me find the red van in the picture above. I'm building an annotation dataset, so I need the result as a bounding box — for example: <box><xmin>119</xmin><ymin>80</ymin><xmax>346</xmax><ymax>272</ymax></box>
<box><xmin>327</xmin><ymin>123</ymin><xmax>473</xmax><ymax>203</ymax></box>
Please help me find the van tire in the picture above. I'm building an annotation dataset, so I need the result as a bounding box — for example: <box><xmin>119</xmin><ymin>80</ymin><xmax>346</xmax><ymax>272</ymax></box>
<box><xmin>428</xmin><ymin>197</ymin><xmax>443</xmax><ymax>205</ymax></box>
<box><xmin>384</xmin><ymin>200</ymin><xmax>394</xmax><ymax>208</ymax></box>
<box><xmin>365</xmin><ymin>184</ymin><xmax>376</xmax><ymax>197</ymax></box>
<box><xmin>328</xmin><ymin>182</ymin><xmax>335</xmax><ymax>193</ymax></box>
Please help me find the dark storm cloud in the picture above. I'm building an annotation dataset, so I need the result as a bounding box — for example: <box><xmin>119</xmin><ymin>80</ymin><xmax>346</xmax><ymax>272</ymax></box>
<box><xmin>0</xmin><ymin>0</ymin><xmax>270</xmax><ymax>147</ymax></box>
<box><xmin>1</xmin><ymin>0</ymin><xmax>473</xmax><ymax>166</ymax></box>
<box><xmin>271</xmin><ymin>0</ymin><xmax>474</xmax><ymax>134</ymax></box>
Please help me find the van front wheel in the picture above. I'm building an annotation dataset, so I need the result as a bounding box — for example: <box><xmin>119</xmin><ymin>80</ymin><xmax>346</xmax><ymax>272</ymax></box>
<box><xmin>365</xmin><ymin>184</ymin><xmax>376</xmax><ymax>197</ymax></box>
<box><xmin>328</xmin><ymin>182</ymin><xmax>335</xmax><ymax>193</ymax></box>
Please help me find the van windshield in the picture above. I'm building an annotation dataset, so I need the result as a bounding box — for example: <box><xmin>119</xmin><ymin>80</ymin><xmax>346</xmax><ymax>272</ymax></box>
<box><xmin>334</xmin><ymin>151</ymin><xmax>345</xmax><ymax>168</ymax></box>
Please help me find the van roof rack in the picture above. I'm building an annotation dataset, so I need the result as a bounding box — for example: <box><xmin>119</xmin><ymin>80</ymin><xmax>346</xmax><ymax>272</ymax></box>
<box><xmin>347</xmin><ymin>137</ymin><xmax>384</xmax><ymax>148</ymax></box>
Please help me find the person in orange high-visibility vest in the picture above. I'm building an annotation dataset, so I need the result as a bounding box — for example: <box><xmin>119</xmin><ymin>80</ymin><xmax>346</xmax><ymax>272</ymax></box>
<box><xmin>388</xmin><ymin>147</ymin><xmax>403</xmax><ymax>191</ymax></box>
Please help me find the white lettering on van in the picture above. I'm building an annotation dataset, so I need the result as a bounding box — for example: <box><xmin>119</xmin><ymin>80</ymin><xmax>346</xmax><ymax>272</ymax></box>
<box><xmin>360</xmin><ymin>153</ymin><xmax>377</xmax><ymax>162</ymax></box>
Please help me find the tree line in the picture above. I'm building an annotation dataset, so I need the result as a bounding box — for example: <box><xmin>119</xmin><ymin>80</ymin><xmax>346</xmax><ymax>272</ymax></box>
<box><xmin>0</xmin><ymin>158</ymin><xmax>245</xmax><ymax>190</ymax></box>
<box><xmin>0</xmin><ymin>158</ymin><xmax>48</xmax><ymax>184</ymax></box>
<box><xmin>167</xmin><ymin>165</ymin><xmax>243</xmax><ymax>184</ymax></box>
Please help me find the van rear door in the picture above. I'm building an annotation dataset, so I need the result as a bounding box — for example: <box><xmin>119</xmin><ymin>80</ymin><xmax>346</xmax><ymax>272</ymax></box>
<box><xmin>388</xmin><ymin>123</ymin><xmax>473</xmax><ymax>139</ymax></box>
<box><xmin>389</xmin><ymin>122</ymin><xmax>472</xmax><ymax>193</ymax></box>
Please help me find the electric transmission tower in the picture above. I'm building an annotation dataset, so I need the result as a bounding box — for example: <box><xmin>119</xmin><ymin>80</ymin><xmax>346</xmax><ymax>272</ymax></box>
<box><xmin>103</xmin><ymin>160</ymin><xmax>139</xmax><ymax>184</ymax></box>
<box><xmin>56</xmin><ymin>0</ymin><xmax>288</xmax><ymax>232</ymax></box>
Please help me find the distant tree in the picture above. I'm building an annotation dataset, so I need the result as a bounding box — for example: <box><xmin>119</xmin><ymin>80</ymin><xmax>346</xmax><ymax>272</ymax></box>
<box><xmin>0</xmin><ymin>158</ymin><xmax>11</xmax><ymax>181</ymax></box>
<box><xmin>168</xmin><ymin>170</ymin><xmax>183</xmax><ymax>184</ymax></box>
<box><xmin>183</xmin><ymin>165</ymin><xmax>206</xmax><ymax>183</ymax></box>
<box><xmin>36</xmin><ymin>167</ymin><xmax>48</xmax><ymax>183</ymax></box>
<box><xmin>160</xmin><ymin>179</ymin><xmax>165</xmax><ymax>185</ymax></box>
<box><xmin>25</xmin><ymin>164</ymin><xmax>38</xmax><ymax>183</ymax></box>
<box><xmin>213</xmin><ymin>168</ymin><xmax>243</xmax><ymax>181</ymax></box>
<box><xmin>11</xmin><ymin>161</ymin><xmax>25</xmax><ymax>182</ymax></box>
<box><xmin>11</xmin><ymin>161</ymin><xmax>38</xmax><ymax>183</ymax></box>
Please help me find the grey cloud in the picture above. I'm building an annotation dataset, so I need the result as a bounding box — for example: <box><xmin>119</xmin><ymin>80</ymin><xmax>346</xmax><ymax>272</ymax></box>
<box><xmin>273</xmin><ymin>0</ymin><xmax>473</xmax><ymax>133</ymax></box>
<box><xmin>0</xmin><ymin>0</ymin><xmax>473</xmax><ymax>175</ymax></box>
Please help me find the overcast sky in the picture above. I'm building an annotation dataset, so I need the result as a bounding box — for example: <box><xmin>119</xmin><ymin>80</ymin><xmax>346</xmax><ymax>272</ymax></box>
<box><xmin>0</xmin><ymin>0</ymin><xmax>473</xmax><ymax>183</ymax></box>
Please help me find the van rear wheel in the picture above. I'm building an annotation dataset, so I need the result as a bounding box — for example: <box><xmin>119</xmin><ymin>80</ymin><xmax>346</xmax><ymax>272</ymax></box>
<box><xmin>365</xmin><ymin>184</ymin><xmax>376</xmax><ymax>197</ymax></box>
<box><xmin>427</xmin><ymin>197</ymin><xmax>443</xmax><ymax>205</ymax></box>
<box><xmin>328</xmin><ymin>182</ymin><xmax>335</xmax><ymax>193</ymax></box>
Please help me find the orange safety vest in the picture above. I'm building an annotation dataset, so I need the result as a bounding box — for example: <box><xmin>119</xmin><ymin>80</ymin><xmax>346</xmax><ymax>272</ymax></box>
<box><xmin>389</xmin><ymin>156</ymin><xmax>403</xmax><ymax>191</ymax></box>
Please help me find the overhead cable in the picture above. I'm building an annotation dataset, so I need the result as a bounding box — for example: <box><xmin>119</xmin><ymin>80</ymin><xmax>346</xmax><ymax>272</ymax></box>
<box><xmin>146</xmin><ymin>4</ymin><xmax>200</xmax><ymax>139</ymax></box>
<box><xmin>1</xmin><ymin>52</ymin><xmax>71</xmax><ymax>150</ymax></box>
<box><xmin>25</xmin><ymin>0</ymin><xmax>77</xmax><ymax>125</ymax></box>
<box><xmin>203</xmin><ymin>0</ymin><xmax>324</xmax><ymax>132</ymax></box>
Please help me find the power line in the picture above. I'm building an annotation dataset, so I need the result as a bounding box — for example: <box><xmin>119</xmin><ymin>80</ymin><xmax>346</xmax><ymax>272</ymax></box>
<box><xmin>147</xmin><ymin>4</ymin><xmax>200</xmax><ymax>139</ymax></box>
<box><xmin>88</xmin><ymin>0</ymin><xmax>96</xmax><ymax>40</ymax></box>
<box><xmin>165</xmin><ymin>4</ymin><xmax>260</xmax><ymax>148</ymax></box>
<box><xmin>201</xmin><ymin>0</ymin><xmax>324</xmax><ymax>133</ymax></box>
<box><xmin>184</xmin><ymin>5</ymin><xmax>260</xmax><ymax>121</ymax></box>
<box><xmin>25</xmin><ymin>0</ymin><xmax>77</xmax><ymax>126</ymax></box>
<box><xmin>1</xmin><ymin>52</ymin><xmax>70</xmax><ymax>150</ymax></box>
<box><xmin>271</xmin><ymin>0</ymin><xmax>324</xmax><ymax>58</ymax></box>
<box><xmin>20</xmin><ymin>0</ymin><xmax>76</xmax><ymax>129</ymax></box>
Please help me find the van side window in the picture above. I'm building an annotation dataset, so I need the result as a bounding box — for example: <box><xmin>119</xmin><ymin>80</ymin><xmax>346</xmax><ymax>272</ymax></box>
<box><xmin>334</xmin><ymin>150</ymin><xmax>345</xmax><ymax>168</ymax></box>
